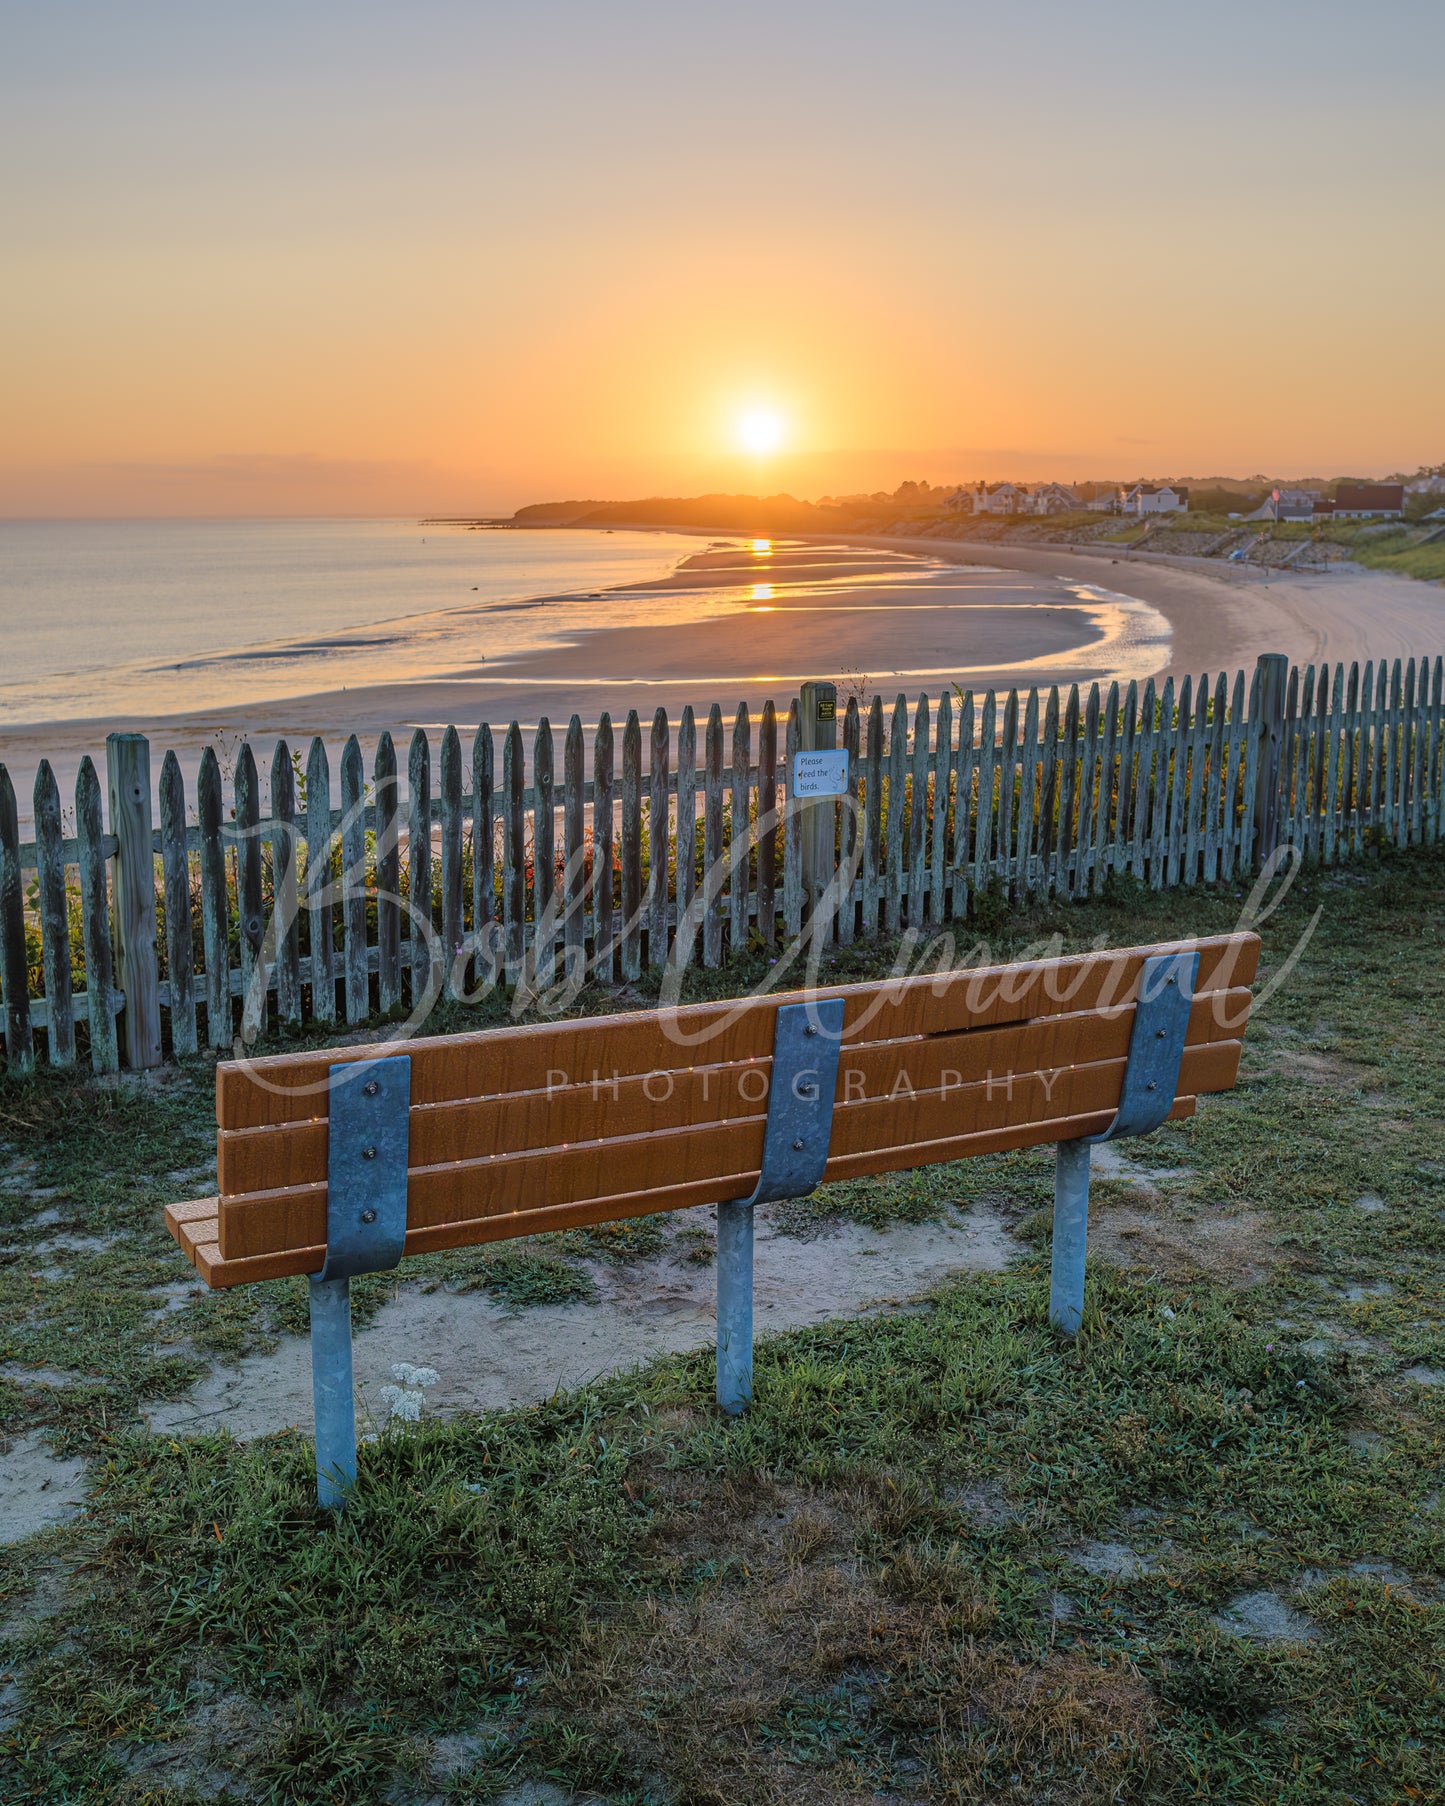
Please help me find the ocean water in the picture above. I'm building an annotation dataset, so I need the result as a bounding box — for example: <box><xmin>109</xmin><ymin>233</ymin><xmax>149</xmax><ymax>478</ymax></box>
<box><xmin>0</xmin><ymin>518</ymin><xmax>701</xmax><ymax>726</ymax></box>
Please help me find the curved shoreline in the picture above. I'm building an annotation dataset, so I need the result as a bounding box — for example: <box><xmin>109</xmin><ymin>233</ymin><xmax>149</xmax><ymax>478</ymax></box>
<box><xmin>825</xmin><ymin>530</ymin><xmax>1445</xmax><ymax>680</ymax></box>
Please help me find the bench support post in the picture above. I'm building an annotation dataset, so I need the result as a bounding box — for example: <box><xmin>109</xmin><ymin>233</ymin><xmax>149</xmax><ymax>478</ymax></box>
<box><xmin>308</xmin><ymin>1056</ymin><xmax>412</xmax><ymax>1510</ymax></box>
<box><xmin>716</xmin><ymin>1199</ymin><xmax>755</xmax><ymax>1414</ymax></box>
<box><xmin>1048</xmin><ymin>950</ymin><xmax>1199</xmax><ymax>1339</ymax></box>
<box><xmin>716</xmin><ymin>997</ymin><xmax>844</xmax><ymax>1416</ymax></box>
<box><xmin>309</xmin><ymin>1276</ymin><xmax>358</xmax><ymax>1511</ymax></box>
<box><xmin>1049</xmin><ymin>1139</ymin><xmax>1091</xmax><ymax>1336</ymax></box>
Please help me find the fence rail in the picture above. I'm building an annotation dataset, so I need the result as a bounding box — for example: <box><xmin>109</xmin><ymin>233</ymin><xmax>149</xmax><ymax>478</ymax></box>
<box><xmin>1</xmin><ymin>652</ymin><xmax>1441</xmax><ymax>1075</ymax></box>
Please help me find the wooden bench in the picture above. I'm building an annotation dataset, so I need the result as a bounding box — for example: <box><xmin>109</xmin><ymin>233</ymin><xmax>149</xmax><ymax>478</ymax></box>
<box><xmin>167</xmin><ymin>932</ymin><xmax>1259</xmax><ymax>1507</ymax></box>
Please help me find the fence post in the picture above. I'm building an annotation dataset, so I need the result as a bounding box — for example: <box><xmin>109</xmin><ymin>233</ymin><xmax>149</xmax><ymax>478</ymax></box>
<box><xmin>0</xmin><ymin>765</ymin><xmax>34</xmax><ymax>1074</ymax></box>
<box><xmin>106</xmin><ymin>733</ymin><xmax>162</xmax><ymax>1069</ymax></box>
<box><xmin>799</xmin><ymin>679</ymin><xmax>837</xmax><ymax>939</ymax></box>
<box><xmin>1251</xmin><ymin>654</ymin><xmax>1289</xmax><ymax>870</ymax></box>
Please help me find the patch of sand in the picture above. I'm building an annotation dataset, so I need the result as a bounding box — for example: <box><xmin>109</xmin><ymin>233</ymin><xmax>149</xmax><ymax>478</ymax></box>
<box><xmin>0</xmin><ymin>1434</ymin><xmax>87</xmax><ymax>1546</ymax></box>
<box><xmin>144</xmin><ymin>1204</ymin><xmax>1019</xmax><ymax>1444</ymax></box>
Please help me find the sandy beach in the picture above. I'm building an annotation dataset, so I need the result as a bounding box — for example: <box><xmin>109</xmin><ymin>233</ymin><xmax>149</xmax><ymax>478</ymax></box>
<box><xmin>860</xmin><ymin>532</ymin><xmax>1445</xmax><ymax>683</ymax></box>
<box><xmin>2</xmin><ymin>528</ymin><xmax>1441</xmax><ymax>829</ymax></box>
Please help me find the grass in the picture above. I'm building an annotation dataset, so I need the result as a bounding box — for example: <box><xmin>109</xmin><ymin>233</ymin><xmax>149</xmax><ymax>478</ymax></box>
<box><xmin>3</xmin><ymin>843</ymin><xmax>1445</xmax><ymax>1801</ymax></box>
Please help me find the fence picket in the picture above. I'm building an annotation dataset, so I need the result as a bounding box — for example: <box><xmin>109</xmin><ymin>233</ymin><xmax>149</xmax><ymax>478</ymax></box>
<box><xmin>863</xmin><ymin>697</ymin><xmax>883</xmax><ymax>935</ymax></box>
<box><xmin>783</xmin><ymin>699</ymin><xmax>802</xmax><ymax>943</ymax></box>
<box><xmin>841</xmin><ymin>696</ymin><xmax>860</xmax><ymax>941</ymax></box>
<box><xmin>532</xmin><ymin>721</ymin><xmax>555</xmax><ymax>990</ymax></box>
<box><xmin>1182</xmin><ymin>678</ymin><xmax>1207</xmax><ymax>885</ymax></box>
<box><xmin>306</xmin><ymin>738</ymin><xmax>336</xmax><ymax>1022</ymax></box>
<box><xmin>593</xmin><ymin>716</ymin><xmax>615</xmax><ymax>981</ymax></box>
<box><xmin>756</xmin><ymin>702</ymin><xmax>777</xmax><ymax>946</ymax></box>
<box><xmin>1296</xmin><ymin>663</ymin><xmax>1315</xmax><ymax>859</ymax></box>
<box><xmin>702</xmin><ymin>706</ymin><xmax>723</xmax><ymax>967</ymax></box>
<box><xmin>0</xmin><ymin>767</ymin><xmax>34</xmax><ymax>1074</ymax></box>
<box><xmin>1323</xmin><ymin>665</ymin><xmax>1343</xmax><ymax>865</ymax></box>
<box><xmin>270</xmin><ymin>742</ymin><xmax>301</xmax><ymax>1027</ymax></box>
<box><xmin>650</xmin><ymin>708</ymin><xmax>671</xmax><ymax>967</ymax></box>
<box><xmin>731</xmin><ymin>703</ymin><xmax>751</xmax><ymax>956</ymax></box>
<box><xmin>1131</xmin><ymin>681</ymin><xmax>1155</xmax><ymax>882</ymax></box>
<box><xmin>564</xmin><ymin>714</ymin><xmax>585</xmax><ymax>986</ymax></box>
<box><xmin>930</xmin><ymin>690</ymin><xmax>951</xmax><ymax>924</ymax></box>
<box><xmin>471</xmin><ymin>724</ymin><xmax>496</xmax><ymax>994</ymax></box>
<box><xmin>1430</xmin><ymin>658</ymin><xmax>1444</xmax><ymax>845</ymax></box>
<box><xmin>952</xmin><ymin>690</ymin><xmax>974</xmax><ymax>919</ymax></box>
<box><xmin>1018</xmin><ymin>687</ymin><xmax>1040</xmax><ymax>897</ymax></box>
<box><xmin>997</xmin><ymin>690</ymin><xmax>1018</xmax><ymax>896</ymax></box>
<box><xmin>1037</xmin><ymin>687</ymin><xmax>1059</xmax><ymax>896</ymax></box>
<box><xmin>375</xmin><ymin>732</ymin><xmax>403</xmax><ymax>1006</ymax></box>
<box><xmin>76</xmin><ymin>757</ymin><xmax>117</xmax><ymax>1074</ymax></box>
<box><xmin>973</xmin><ymin>691</ymin><xmax>998</xmax><ymax>900</ymax></box>
<box><xmin>159</xmin><ymin>751</ymin><xmax>197</xmax><ymax>1056</ymax></box>
<box><xmin>622</xmin><ymin>711</ymin><xmax>643</xmax><ymax>979</ymax></box>
<box><xmin>32</xmin><ymin>761</ymin><xmax>75</xmax><ymax>1068</ymax></box>
<box><xmin>908</xmin><ymin>693</ymin><xmax>929</xmax><ymax>926</ymax></box>
<box><xmin>886</xmin><ymin>694</ymin><xmax>907</xmax><ymax>934</ymax></box>
<box><xmin>407</xmin><ymin>730</ymin><xmax>434</xmax><ymax>1002</ymax></box>
<box><xmin>234</xmin><ymin>743</ymin><xmax>265</xmax><ymax>1036</ymax></box>
<box><xmin>1093</xmin><ymin>681</ymin><xmax>1119</xmax><ymax>895</ymax></box>
<box><xmin>1115</xmin><ymin>681</ymin><xmax>1138</xmax><ymax>878</ymax></box>
<box><xmin>1203</xmin><ymin>675</ymin><xmax>1226</xmax><ymax>882</ymax></box>
<box><xmin>1147</xmin><ymin>678</ymin><xmax>1173</xmax><ymax>890</ymax></box>
<box><xmin>197</xmin><ymin>748</ymin><xmax>231</xmax><ymax>1049</ymax></box>
<box><xmin>1077</xmin><ymin>685</ymin><xmax>1099</xmax><ymax>896</ymax></box>
<box><xmin>340</xmin><ymin>736</ymin><xmax>368</xmax><ymax>1022</ymax></box>
<box><xmin>1058</xmin><ymin>685</ymin><xmax>1079</xmax><ymax>896</ymax></box>
<box><xmin>439</xmin><ymin>726</ymin><xmax>464</xmax><ymax>999</ymax></box>
<box><xmin>1169</xmin><ymin>674</ymin><xmax>1194</xmax><ymax>885</ymax></box>
<box><xmin>678</xmin><ymin>706</ymin><xmax>698</xmax><ymax>953</ymax></box>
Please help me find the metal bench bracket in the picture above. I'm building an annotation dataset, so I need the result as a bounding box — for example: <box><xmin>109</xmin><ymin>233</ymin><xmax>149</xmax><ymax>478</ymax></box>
<box><xmin>1088</xmin><ymin>950</ymin><xmax>1199</xmax><ymax>1145</ymax></box>
<box><xmin>319</xmin><ymin>1056</ymin><xmax>411</xmax><ymax>1282</ymax></box>
<box><xmin>309</xmin><ymin>1055</ymin><xmax>411</xmax><ymax>1510</ymax></box>
<box><xmin>1050</xmin><ymin>950</ymin><xmax>1201</xmax><ymax>1337</ymax></box>
<box><xmin>717</xmin><ymin>998</ymin><xmax>844</xmax><ymax>1415</ymax></box>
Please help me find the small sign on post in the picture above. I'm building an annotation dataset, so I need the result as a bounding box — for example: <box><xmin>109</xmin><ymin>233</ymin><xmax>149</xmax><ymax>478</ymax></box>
<box><xmin>791</xmin><ymin>750</ymin><xmax>848</xmax><ymax>798</ymax></box>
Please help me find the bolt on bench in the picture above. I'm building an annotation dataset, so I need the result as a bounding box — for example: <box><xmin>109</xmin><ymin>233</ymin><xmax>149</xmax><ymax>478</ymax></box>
<box><xmin>167</xmin><ymin>932</ymin><xmax>1259</xmax><ymax>1508</ymax></box>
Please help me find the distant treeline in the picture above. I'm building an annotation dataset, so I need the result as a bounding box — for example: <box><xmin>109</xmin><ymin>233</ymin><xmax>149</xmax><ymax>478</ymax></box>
<box><xmin>512</xmin><ymin>493</ymin><xmax>843</xmax><ymax>534</ymax></box>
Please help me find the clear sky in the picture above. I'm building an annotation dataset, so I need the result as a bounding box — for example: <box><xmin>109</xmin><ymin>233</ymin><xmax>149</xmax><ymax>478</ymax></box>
<box><xmin>2</xmin><ymin>0</ymin><xmax>1442</xmax><ymax>516</ymax></box>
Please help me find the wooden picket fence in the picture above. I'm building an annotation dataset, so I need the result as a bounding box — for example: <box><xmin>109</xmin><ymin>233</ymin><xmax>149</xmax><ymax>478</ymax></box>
<box><xmin>0</xmin><ymin>652</ymin><xmax>1441</xmax><ymax>1076</ymax></box>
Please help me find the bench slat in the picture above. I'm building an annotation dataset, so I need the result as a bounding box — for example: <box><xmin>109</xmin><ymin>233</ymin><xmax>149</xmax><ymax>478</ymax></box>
<box><xmin>214</xmin><ymin>933</ymin><xmax>1259</xmax><ymax>1131</ymax></box>
<box><xmin>216</xmin><ymin>985</ymin><xmax>1250</xmax><ymax>1197</ymax></box>
<box><xmin>169</xmin><ymin>1092</ymin><xmax>1202</xmax><ymax>1289</ymax></box>
<box><xmin>212</xmin><ymin>1038</ymin><xmax>1240</xmax><ymax>1264</ymax></box>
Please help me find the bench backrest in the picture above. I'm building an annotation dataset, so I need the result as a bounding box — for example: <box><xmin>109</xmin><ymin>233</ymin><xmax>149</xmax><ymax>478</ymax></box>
<box><xmin>167</xmin><ymin>932</ymin><xmax>1259</xmax><ymax>1287</ymax></box>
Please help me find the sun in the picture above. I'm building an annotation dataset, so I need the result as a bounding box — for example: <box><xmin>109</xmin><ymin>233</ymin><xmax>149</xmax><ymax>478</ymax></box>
<box><xmin>736</xmin><ymin>408</ymin><xmax>785</xmax><ymax>456</ymax></box>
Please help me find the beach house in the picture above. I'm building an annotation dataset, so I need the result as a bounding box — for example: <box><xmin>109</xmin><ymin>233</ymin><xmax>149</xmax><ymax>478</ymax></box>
<box><xmin>973</xmin><ymin>481</ymin><xmax>1027</xmax><ymax>515</ymax></box>
<box><xmin>1121</xmin><ymin>482</ymin><xmax>1189</xmax><ymax>516</ymax></box>
<box><xmin>1333</xmin><ymin>483</ymin><xmax>1405</xmax><ymax>519</ymax></box>
<box><xmin>1028</xmin><ymin>483</ymin><xmax>1082</xmax><ymax>515</ymax></box>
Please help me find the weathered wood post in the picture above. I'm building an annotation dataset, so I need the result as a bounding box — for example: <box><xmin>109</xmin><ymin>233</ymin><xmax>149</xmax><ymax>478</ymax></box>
<box><xmin>105</xmin><ymin>733</ymin><xmax>162</xmax><ymax>1069</ymax></box>
<box><xmin>798</xmin><ymin>679</ymin><xmax>838</xmax><ymax>942</ymax></box>
<box><xmin>0</xmin><ymin>765</ymin><xmax>34</xmax><ymax>1074</ymax></box>
<box><xmin>1251</xmin><ymin>654</ymin><xmax>1289</xmax><ymax>870</ymax></box>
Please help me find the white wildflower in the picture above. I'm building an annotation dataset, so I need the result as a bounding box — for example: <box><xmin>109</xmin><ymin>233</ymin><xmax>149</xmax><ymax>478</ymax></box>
<box><xmin>389</xmin><ymin>1362</ymin><xmax>440</xmax><ymax>1389</ymax></box>
<box><xmin>378</xmin><ymin>1384</ymin><xmax>424</xmax><ymax>1424</ymax></box>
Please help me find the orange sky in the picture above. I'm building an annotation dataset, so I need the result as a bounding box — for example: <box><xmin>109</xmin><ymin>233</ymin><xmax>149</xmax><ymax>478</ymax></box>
<box><xmin>2</xmin><ymin>3</ymin><xmax>1442</xmax><ymax>516</ymax></box>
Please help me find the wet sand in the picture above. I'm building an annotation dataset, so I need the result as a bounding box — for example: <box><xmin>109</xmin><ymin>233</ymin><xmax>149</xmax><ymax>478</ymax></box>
<box><xmin>0</xmin><ymin>540</ymin><xmax>1169</xmax><ymax>821</ymax></box>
